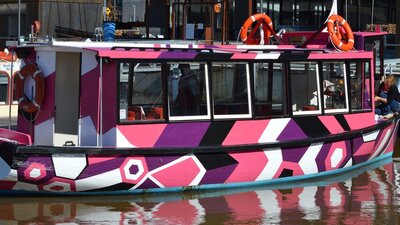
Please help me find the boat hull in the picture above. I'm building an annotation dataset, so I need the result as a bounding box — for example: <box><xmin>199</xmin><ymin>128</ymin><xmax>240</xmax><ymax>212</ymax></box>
<box><xmin>0</xmin><ymin>118</ymin><xmax>398</xmax><ymax>195</ymax></box>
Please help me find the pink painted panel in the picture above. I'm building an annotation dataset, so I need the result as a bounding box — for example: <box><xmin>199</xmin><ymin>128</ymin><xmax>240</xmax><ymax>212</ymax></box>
<box><xmin>117</xmin><ymin>124</ymin><xmax>167</xmax><ymax>147</ymax></box>
<box><xmin>223</xmin><ymin>120</ymin><xmax>269</xmax><ymax>145</ymax></box>
<box><xmin>151</xmin><ymin>157</ymin><xmax>201</xmax><ymax>187</ymax></box>
<box><xmin>273</xmin><ymin>161</ymin><xmax>304</xmax><ymax>178</ymax></box>
<box><xmin>0</xmin><ymin>128</ymin><xmax>31</xmax><ymax>145</ymax></box>
<box><xmin>225</xmin><ymin>151</ymin><xmax>268</xmax><ymax>183</ymax></box>
<box><xmin>87</xmin><ymin>156</ymin><xmax>117</xmax><ymax>165</ymax></box>
<box><xmin>97</xmin><ymin>50</ymin><xmax>162</xmax><ymax>59</ymax></box>
<box><xmin>231</xmin><ymin>53</ymin><xmax>257</xmax><ymax>59</ymax></box>
<box><xmin>318</xmin><ymin>115</ymin><xmax>345</xmax><ymax>134</ymax></box>
<box><xmin>308</xmin><ymin>51</ymin><xmax>373</xmax><ymax>60</ymax></box>
<box><xmin>354</xmin><ymin>141</ymin><xmax>375</xmax><ymax>156</ymax></box>
<box><xmin>344</xmin><ymin>113</ymin><xmax>374</xmax><ymax>130</ymax></box>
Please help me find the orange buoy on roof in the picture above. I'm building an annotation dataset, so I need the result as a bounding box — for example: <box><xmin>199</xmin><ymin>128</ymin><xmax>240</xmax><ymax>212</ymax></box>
<box><xmin>326</xmin><ymin>14</ymin><xmax>354</xmax><ymax>51</ymax></box>
<box><xmin>14</xmin><ymin>64</ymin><xmax>45</xmax><ymax>113</ymax></box>
<box><xmin>240</xmin><ymin>13</ymin><xmax>273</xmax><ymax>45</ymax></box>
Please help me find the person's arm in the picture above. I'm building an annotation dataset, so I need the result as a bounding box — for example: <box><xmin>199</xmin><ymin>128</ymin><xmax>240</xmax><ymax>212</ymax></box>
<box><xmin>375</xmin><ymin>95</ymin><xmax>388</xmax><ymax>103</ymax></box>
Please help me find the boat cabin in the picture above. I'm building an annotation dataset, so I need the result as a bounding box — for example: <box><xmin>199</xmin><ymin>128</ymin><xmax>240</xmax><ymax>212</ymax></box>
<box><xmin>12</xmin><ymin>39</ymin><xmax>379</xmax><ymax>148</ymax></box>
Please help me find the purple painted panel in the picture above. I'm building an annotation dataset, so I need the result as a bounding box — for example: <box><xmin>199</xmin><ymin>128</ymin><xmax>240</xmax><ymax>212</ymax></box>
<box><xmin>155</xmin><ymin>122</ymin><xmax>210</xmax><ymax>147</ymax></box>
<box><xmin>18</xmin><ymin>156</ymin><xmax>55</xmax><ymax>184</ymax></box>
<box><xmin>282</xmin><ymin>146</ymin><xmax>308</xmax><ymax>163</ymax></box>
<box><xmin>316</xmin><ymin>143</ymin><xmax>331</xmax><ymax>172</ymax></box>
<box><xmin>277</xmin><ymin>119</ymin><xmax>308</xmax><ymax>141</ymax></box>
<box><xmin>136</xmin><ymin>178</ymin><xmax>161</xmax><ymax>189</ymax></box>
<box><xmin>77</xmin><ymin>156</ymin><xmax>126</xmax><ymax>179</ymax></box>
<box><xmin>102</xmin><ymin>62</ymin><xmax>117</xmax><ymax>133</ymax></box>
<box><xmin>338</xmin><ymin>141</ymin><xmax>352</xmax><ymax>168</ymax></box>
<box><xmin>80</xmin><ymin>66</ymin><xmax>99</xmax><ymax>128</ymax></box>
<box><xmin>199</xmin><ymin>164</ymin><xmax>237</xmax><ymax>185</ymax></box>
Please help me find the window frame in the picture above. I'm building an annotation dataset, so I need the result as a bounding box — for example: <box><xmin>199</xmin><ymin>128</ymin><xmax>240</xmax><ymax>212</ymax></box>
<box><xmin>168</xmin><ymin>62</ymin><xmax>211</xmax><ymax>121</ymax></box>
<box><xmin>211</xmin><ymin>62</ymin><xmax>253</xmax><ymax>120</ymax></box>
<box><xmin>322</xmin><ymin>62</ymin><xmax>350</xmax><ymax>114</ymax></box>
<box><xmin>117</xmin><ymin>61</ymin><xmax>166</xmax><ymax>124</ymax></box>
<box><xmin>290</xmin><ymin>61</ymin><xmax>322</xmax><ymax>116</ymax></box>
<box><xmin>347</xmin><ymin>60</ymin><xmax>373</xmax><ymax>113</ymax></box>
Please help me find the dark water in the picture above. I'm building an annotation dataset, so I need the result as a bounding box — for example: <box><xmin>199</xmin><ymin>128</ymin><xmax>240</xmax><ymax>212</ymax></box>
<box><xmin>1</xmin><ymin>158</ymin><xmax>400</xmax><ymax>225</ymax></box>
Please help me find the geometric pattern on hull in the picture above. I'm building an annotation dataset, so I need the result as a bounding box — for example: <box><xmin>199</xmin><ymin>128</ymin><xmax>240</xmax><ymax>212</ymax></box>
<box><xmin>1</xmin><ymin>119</ymin><xmax>396</xmax><ymax>193</ymax></box>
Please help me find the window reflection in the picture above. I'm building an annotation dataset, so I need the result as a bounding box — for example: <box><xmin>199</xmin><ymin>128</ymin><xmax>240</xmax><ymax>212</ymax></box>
<box><xmin>119</xmin><ymin>62</ymin><xmax>164</xmax><ymax>122</ymax></box>
<box><xmin>349</xmin><ymin>61</ymin><xmax>372</xmax><ymax>111</ymax></box>
<box><xmin>211</xmin><ymin>63</ymin><xmax>251</xmax><ymax>118</ymax></box>
<box><xmin>322</xmin><ymin>62</ymin><xmax>348</xmax><ymax>112</ymax></box>
<box><xmin>290</xmin><ymin>62</ymin><xmax>320</xmax><ymax>114</ymax></box>
<box><xmin>253</xmin><ymin>62</ymin><xmax>287</xmax><ymax>117</ymax></box>
<box><xmin>168</xmin><ymin>62</ymin><xmax>209</xmax><ymax>119</ymax></box>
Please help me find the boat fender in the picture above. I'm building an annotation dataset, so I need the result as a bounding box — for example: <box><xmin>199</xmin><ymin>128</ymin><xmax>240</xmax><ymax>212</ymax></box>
<box><xmin>14</xmin><ymin>64</ymin><xmax>45</xmax><ymax>113</ymax></box>
<box><xmin>326</xmin><ymin>14</ymin><xmax>354</xmax><ymax>51</ymax></box>
<box><xmin>240</xmin><ymin>13</ymin><xmax>273</xmax><ymax>45</ymax></box>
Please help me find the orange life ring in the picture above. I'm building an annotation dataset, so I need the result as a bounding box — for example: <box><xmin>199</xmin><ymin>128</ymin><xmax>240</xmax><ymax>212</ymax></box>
<box><xmin>240</xmin><ymin>13</ymin><xmax>273</xmax><ymax>45</ymax></box>
<box><xmin>14</xmin><ymin>64</ymin><xmax>45</xmax><ymax>113</ymax></box>
<box><xmin>326</xmin><ymin>14</ymin><xmax>354</xmax><ymax>51</ymax></box>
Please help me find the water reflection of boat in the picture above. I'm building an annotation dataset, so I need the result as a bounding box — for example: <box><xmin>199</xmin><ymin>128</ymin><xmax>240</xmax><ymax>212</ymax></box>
<box><xmin>0</xmin><ymin>158</ymin><xmax>395</xmax><ymax>224</ymax></box>
<box><xmin>0</xmin><ymin>12</ymin><xmax>398</xmax><ymax>195</ymax></box>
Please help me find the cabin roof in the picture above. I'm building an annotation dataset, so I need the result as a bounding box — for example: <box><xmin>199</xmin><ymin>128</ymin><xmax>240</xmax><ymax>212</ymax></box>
<box><xmin>23</xmin><ymin>40</ymin><xmax>374</xmax><ymax>61</ymax></box>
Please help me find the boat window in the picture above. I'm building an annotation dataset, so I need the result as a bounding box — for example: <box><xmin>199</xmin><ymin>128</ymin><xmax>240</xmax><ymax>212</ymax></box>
<box><xmin>168</xmin><ymin>62</ymin><xmax>210</xmax><ymax>120</ymax></box>
<box><xmin>349</xmin><ymin>61</ymin><xmax>372</xmax><ymax>111</ymax></box>
<box><xmin>119</xmin><ymin>62</ymin><xmax>164</xmax><ymax>122</ymax></box>
<box><xmin>322</xmin><ymin>62</ymin><xmax>349</xmax><ymax>113</ymax></box>
<box><xmin>253</xmin><ymin>62</ymin><xmax>287</xmax><ymax>117</ymax></box>
<box><xmin>211</xmin><ymin>62</ymin><xmax>252</xmax><ymax>119</ymax></box>
<box><xmin>0</xmin><ymin>71</ymin><xmax>9</xmax><ymax>105</ymax></box>
<box><xmin>290</xmin><ymin>62</ymin><xmax>321</xmax><ymax>115</ymax></box>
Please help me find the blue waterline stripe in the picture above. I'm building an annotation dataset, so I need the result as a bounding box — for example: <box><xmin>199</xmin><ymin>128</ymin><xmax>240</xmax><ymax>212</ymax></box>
<box><xmin>0</xmin><ymin>152</ymin><xmax>393</xmax><ymax>197</ymax></box>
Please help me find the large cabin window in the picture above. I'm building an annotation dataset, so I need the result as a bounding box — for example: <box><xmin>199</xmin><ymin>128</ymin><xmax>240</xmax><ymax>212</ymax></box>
<box><xmin>290</xmin><ymin>62</ymin><xmax>321</xmax><ymax>115</ymax></box>
<box><xmin>349</xmin><ymin>61</ymin><xmax>372</xmax><ymax>111</ymax></box>
<box><xmin>211</xmin><ymin>63</ymin><xmax>252</xmax><ymax>119</ymax></box>
<box><xmin>322</xmin><ymin>62</ymin><xmax>349</xmax><ymax>113</ymax></box>
<box><xmin>168</xmin><ymin>62</ymin><xmax>210</xmax><ymax>120</ymax></box>
<box><xmin>253</xmin><ymin>62</ymin><xmax>287</xmax><ymax>116</ymax></box>
<box><xmin>0</xmin><ymin>72</ymin><xmax>9</xmax><ymax>105</ymax></box>
<box><xmin>119</xmin><ymin>62</ymin><xmax>164</xmax><ymax>122</ymax></box>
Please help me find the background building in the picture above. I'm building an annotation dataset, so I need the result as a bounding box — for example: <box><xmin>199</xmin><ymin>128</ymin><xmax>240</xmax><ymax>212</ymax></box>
<box><xmin>0</xmin><ymin>0</ymin><xmax>398</xmax><ymax>56</ymax></box>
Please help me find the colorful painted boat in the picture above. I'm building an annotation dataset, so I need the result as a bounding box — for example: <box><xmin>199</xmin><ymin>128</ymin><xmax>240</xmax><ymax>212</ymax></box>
<box><xmin>0</xmin><ymin>23</ymin><xmax>397</xmax><ymax>195</ymax></box>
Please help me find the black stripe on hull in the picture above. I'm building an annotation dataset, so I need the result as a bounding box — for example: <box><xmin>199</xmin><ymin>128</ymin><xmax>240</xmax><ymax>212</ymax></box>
<box><xmin>199</xmin><ymin>121</ymin><xmax>235</xmax><ymax>146</ymax></box>
<box><xmin>293</xmin><ymin>117</ymin><xmax>331</xmax><ymax>137</ymax></box>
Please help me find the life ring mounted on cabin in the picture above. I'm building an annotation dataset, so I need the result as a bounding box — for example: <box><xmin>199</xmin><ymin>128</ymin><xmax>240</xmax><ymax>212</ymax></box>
<box><xmin>14</xmin><ymin>64</ymin><xmax>45</xmax><ymax>113</ymax></box>
<box><xmin>326</xmin><ymin>14</ymin><xmax>354</xmax><ymax>51</ymax></box>
<box><xmin>240</xmin><ymin>13</ymin><xmax>273</xmax><ymax>45</ymax></box>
